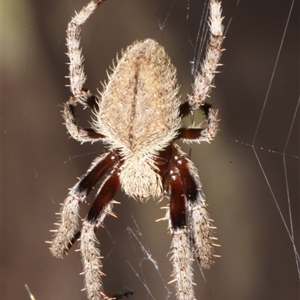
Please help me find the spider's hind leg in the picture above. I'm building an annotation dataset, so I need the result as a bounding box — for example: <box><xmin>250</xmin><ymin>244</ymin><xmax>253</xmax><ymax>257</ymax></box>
<box><xmin>167</xmin><ymin>161</ymin><xmax>195</xmax><ymax>300</ymax></box>
<box><xmin>173</xmin><ymin>145</ymin><xmax>218</xmax><ymax>269</ymax></box>
<box><xmin>50</xmin><ymin>152</ymin><xmax>116</xmax><ymax>258</ymax></box>
<box><xmin>165</xmin><ymin>144</ymin><xmax>217</xmax><ymax>300</ymax></box>
<box><xmin>80</xmin><ymin>164</ymin><xmax>121</xmax><ymax>300</ymax></box>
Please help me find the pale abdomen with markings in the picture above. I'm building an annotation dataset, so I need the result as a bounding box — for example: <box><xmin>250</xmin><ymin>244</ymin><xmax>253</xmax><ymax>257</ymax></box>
<box><xmin>94</xmin><ymin>39</ymin><xmax>181</xmax><ymax>198</ymax></box>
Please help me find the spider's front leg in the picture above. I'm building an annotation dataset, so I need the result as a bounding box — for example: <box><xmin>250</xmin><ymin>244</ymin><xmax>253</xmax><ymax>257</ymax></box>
<box><xmin>67</xmin><ymin>0</ymin><xmax>105</xmax><ymax>101</ymax></box>
<box><xmin>178</xmin><ymin>0</ymin><xmax>224</xmax><ymax>144</ymax></box>
<box><xmin>64</xmin><ymin>0</ymin><xmax>107</xmax><ymax>143</ymax></box>
<box><xmin>189</xmin><ymin>0</ymin><xmax>224</xmax><ymax>111</ymax></box>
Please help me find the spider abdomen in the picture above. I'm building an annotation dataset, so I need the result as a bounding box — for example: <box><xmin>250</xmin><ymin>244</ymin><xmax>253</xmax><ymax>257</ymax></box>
<box><xmin>95</xmin><ymin>39</ymin><xmax>181</xmax><ymax>153</ymax></box>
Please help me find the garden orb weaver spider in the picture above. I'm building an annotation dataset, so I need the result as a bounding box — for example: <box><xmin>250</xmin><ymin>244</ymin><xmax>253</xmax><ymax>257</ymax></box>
<box><xmin>49</xmin><ymin>0</ymin><xmax>224</xmax><ymax>299</ymax></box>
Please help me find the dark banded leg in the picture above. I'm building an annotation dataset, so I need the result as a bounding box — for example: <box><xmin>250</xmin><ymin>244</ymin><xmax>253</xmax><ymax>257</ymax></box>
<box><xmin>169</xmin><ymin>167</ymin><xmax>186</xmax><ymax>230</ymax></box>
<box><xmin>163</xmin><ymin>144</ymin><xmax>217</xmax><ymax>299</ymax></box>
<box><xmin>50</xmin><ymin>151</ymin><xmax>117</xmax><ymax>258</ymax></box>
<box><xmin>81</xmin><ymin>165</ymin><xmax>121</xmax><ymax>300</ymax></box>
<box><xmin>171</xmin><ymin>145</ymin><xmax>217</xmax><ymax>269</ymax></box>
<box><xmin>168</xmin><ymin>163</ymin><xmax>195</xmax><ymax>300</ymax></box>
<box><xmin>178</xmin><ymin>103</ymin><xmax>218</xmax><ymax>143</ymax></box>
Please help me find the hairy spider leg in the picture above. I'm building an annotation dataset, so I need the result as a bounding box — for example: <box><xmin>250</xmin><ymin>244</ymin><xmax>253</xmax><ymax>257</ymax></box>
<box><xmin>80</xmin><ymin>164</ymin><xmax>121</xmax><ymax>300</ymax></box>
<box><xmin>178</xmin><ymin>102</ymin><xmax>219</xmax><ymax>143</ymax></box>
<box><xmin>156</xmin><ymin>144</ymin><xmax>216</xmax><ymax>299</ymax></box>
<box><xmin>85</xmin><ymin>164</ymin><xmax>121</xmax><ymax>226</ymax></box>
<box><xmin>168</xmin><ymin>163</ymin><xmax>186</xmax><ymax>230</ymax></box>
<box><xmin>50</xmin><ymin>152</ymin><xmax>117</xmax><ymax>258</ymax></box>
<box><xmin>171</xmin><ymin>146</ymin><xmax>216</xmax><ymax>269</ymax></box>
<box><xmin>64</xmin><ymin>0</ymin><xmax>107</xmax><ymax>143</ymax></box>
<box><xmin>160</xmin><ymin>144</ymin><xmax>195</xmax><ymax>299</ymax></box>
<box><xmin>63</xmin><ymin>95</ymin><xmax>105</xmax><ymax>143</ymax></box>
<box><xmin>66</xmin><ymin>0</ymin><xmax>104</xmax><ymax>99</ymax></box>
<box><xmin>187</xmin><ymin>0</ymin><xmax>224</xmax><ymax>111</ymax></box>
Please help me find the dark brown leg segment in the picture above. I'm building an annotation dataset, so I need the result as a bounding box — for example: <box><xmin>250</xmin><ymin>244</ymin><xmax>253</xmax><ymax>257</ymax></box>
<box><xmin>50</xmin><ymin>151</ymin><xmax>117</xmax><ymax>256</ymax></box>
<box><xmin>77</xmin><ymin>151</ymin><xmax>117</xmax><ymax>197</ymax></box>
<box><xmin>87</xmin><ymin>165</ymin><xmax>121</xmax><ymax>225</ymax></box>
<box><xmin>80</xmin><ymin>164</ymin><xmax>121</xmax><ymax>299</ymax></box>
<box><xmin>178</xmin><ymin>102</ymin><xmax>218</xmax><ymax>143</ymax></box>
<box><xmin>169</xmin><ymin>168</ymin><xmax>186</xmax><ymax>230</ymax></box>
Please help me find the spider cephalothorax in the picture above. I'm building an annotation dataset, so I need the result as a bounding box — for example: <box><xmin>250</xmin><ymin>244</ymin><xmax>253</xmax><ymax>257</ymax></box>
<box><xmin>49</xmin><ymin>0</ymin><xmax>224</xmax><ymax>299</ymax></box>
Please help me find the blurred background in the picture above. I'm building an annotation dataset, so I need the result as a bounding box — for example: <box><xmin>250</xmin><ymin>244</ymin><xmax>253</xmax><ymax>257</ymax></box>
<box><xmin>2</xmin><ymin>0</ymin><xmax>299</xmax><ymax>299</ymax></box>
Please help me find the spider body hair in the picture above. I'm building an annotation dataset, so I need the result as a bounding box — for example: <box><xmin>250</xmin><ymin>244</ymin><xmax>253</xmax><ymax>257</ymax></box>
<box><xmin>50</xmin><ymin>0</ymin><xmax>225</xmax><ymax>299</ymax></box>
<box><xmin>95</xmin><ymin>39</ymin><xmax>181</xmax><ymax>199</ymax></box>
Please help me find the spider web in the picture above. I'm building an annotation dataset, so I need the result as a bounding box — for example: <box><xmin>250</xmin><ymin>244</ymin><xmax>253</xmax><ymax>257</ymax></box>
<box><xmin>2</xmin><ymin>0</ymin><xmax>299</xmax><ymax>300</ymax></box>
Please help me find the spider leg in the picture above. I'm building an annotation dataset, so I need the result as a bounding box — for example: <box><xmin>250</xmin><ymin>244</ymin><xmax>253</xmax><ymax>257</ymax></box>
<box><xmin>50</xmin><ymin>151</ymin><xmax>117</xmax><ymax>258</ymax></box>
<box><xmin>65</xmin><ymin>0</ymin><xmax>107</xmax><ymax>143</ymax></box>
<box><xmin>180</xmin><ymin>0</ymin><xmax>224</xmax><ymax>116</ymax></box>
<box><xmin>63</xmin><ymin>95</ymin><xmax>105</xmax><ymax>143</ymax></box>
<box><xmin>81</xmin><ymin>164</ymin><xmax>121</xmax><ymax>300</ymax></box>
<box><xmin>178</xmin><ymin>103</ymin><xmax>219</xmax><ymax>143</ymax></box>
<box><xmin>66</xmin><ymin>0</ymin><xmax>105</xmax><ymax>101</ymax></box>
<box><xmin>167</xmin><ymin>163</ymin><xmax>195</xmax><ymax>300</ymax></box>
<box><xmin>157</xmin><ymin>144</ymin><xmax>195</xmax><ymax>299</ymax></box>
<box><xmin>172</xmin><ymin>145</ymin><xmax>217</xmax><ymax>269</ymax></box>
<box><xmin>163</xmin><ymin>144</ymin><xmax>217</xmax><ymax>299</ymax></box>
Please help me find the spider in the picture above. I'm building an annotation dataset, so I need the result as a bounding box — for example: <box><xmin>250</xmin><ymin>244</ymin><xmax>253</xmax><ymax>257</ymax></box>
<box><xmin>49</xmin><ymin>0</ymin><xmax>224</xmax><ymax>299</ymax></box>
